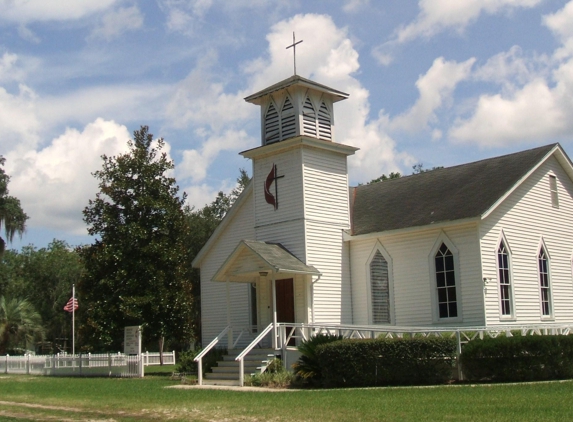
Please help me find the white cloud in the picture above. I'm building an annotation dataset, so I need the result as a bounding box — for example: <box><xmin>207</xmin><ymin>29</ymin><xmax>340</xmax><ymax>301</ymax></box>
<box><xmin>166</xmin><ymin>53</ymin><xmax>253</xmax><ymax>130</ymax></box>
<box><xmin>0</xmin><ymin>0</ymin><xmax>119</xmax><ymax>23</ymax></box>
<box><xmin>0</xmin><ymin>52</ymin><xmax>21</xmax><ymax>83</ymax></box>
<box><xmin>449</xmin><ymin>78</ymin><xmax>569</xmax><ymax>145</ymax></box>
<box><xmin>473</xmin><ymin>46</ymin><xmax>548</xmax><ymax>87</ymax></box>
<box><xmin>543</xmin><ymin>1</ymin><xmax>573</xmax><ymax>42</ymax></box>
<box><xmin>159</xmin><ymin>0</ymin><xmax>213</xmax><ymax>34</ymax></box>
<box><xmin>543</xmin><ymin>1</ymin><xmax>573</xmax><ymax>59</ymax></box>
<box><xmin>393</xmin><ymin>0</ymin><xmax>542</xmax><ymax>43</ymax></box>
<box><xmin>448</xmin><ymin>1</ymin><xmax>573</xmax><ymax>146</ymax></box>
<box><xmin>89</xmin><ymin>6</ymin><xmax>144</xmax><ymax>41</ymax></box>
<box><xmin>17</xmin><ymin>25</ymin><xmax>41</xmax><ymax>43</ymax></box>
<box><xmin>177</xmin><ymin>130</ymin><xmax>254</xmax><ymax>183</ymax></box>
<box><xmin>0</xmin><ymin>84</ymin><xmax>40</xmax><ymax>152</ymax></box>
<box><xmin>390</xmin><ymin>57</ymin><xmax>475</xmax><ymax>132</ymax></box>
<box><xmin>5</xmin><ymin>119</ymin><xmax>132</xmax><ymax>234</ymax></box>
<box><xmin>37</xmin><ymin>83</ymin><xmax>173</xmax><ymax>130</ymax></box>
<box><xmin>343</xmin><ymin>0</ymin><xmax>369</xmax><ymax>13</ymax></box>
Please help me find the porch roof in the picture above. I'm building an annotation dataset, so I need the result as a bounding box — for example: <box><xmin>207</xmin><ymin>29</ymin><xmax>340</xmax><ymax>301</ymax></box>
<box><xmin>212</xmin><ymin>240</ymin><xmax>321</xmax><ymax>283</ymax></box>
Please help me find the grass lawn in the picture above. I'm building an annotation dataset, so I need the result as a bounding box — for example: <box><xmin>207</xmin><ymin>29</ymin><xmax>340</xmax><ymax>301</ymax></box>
<box><xmin>0</xmin><ymin>375</ymin><xmax>571</xmax><ymax>421</ymax></box>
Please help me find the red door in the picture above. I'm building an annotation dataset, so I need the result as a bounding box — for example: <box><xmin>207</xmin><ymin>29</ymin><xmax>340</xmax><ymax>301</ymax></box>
<box><xmin>275</xmin><ymin>278</ymin><xmax>295</xmax><ymax>346</ymax></box>
<box><xmin>275</xmin><ymin>278</ymin><xmax>295</xmax><ymax>322</ymax></box>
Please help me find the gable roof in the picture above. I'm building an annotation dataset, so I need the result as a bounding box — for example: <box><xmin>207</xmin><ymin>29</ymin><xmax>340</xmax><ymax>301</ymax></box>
<box><xmin>351</xmin><ymin>143</ymin><xmax>565</xmax><ymax>236</ymax></box>
<box><xmin>212</xmin><ymin>240</ymin><xmax>320</xmax><ymax>282</ymax></box>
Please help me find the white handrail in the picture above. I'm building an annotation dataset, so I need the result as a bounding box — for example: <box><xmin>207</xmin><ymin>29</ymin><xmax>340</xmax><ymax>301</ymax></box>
<box><xmin>194</xmin><ymin>325</ymin><xmax>231</xmax><ymax>385</ymax></box>
<box><xmin>235</xmin><ymin>323</ymin><xmax>274</xmax><ymax>387</ymax></box>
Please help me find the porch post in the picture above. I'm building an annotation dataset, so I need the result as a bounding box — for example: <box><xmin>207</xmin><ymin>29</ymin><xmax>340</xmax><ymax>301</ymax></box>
<box><xmin>226</xmin><ymin>278</ymin><xmax>233</xmax><ymax>349</ymax></box>
<box><xmin>272</xmin><ymin>273</ymin><xmax>278</xmax><ymax>350</ymax></box>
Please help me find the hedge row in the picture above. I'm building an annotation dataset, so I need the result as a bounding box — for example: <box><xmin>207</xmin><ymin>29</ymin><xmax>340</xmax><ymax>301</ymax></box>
<box><xmin>460</xmin><ymin>334</ymin><xmax>573</xmax><ymax>382</ymax></box>
<box><xmin>315</xmin><ymin>337</ymin><xmax>457</xmax><ymax>388</ymax></box>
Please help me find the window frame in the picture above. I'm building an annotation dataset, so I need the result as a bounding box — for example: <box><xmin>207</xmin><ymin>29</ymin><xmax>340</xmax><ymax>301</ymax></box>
<box><xmin>537</xmin><ymin>240</ymin><xmax>554</xmax><ymax>320</ymax></box>
<box><xmin>496</xmin><ymin>233</ymin><xmax>516</xmax><ymax>320</ymax></box>
<box><xmin>428</xmin><ymin>233</ymin><xmax>462</xmax><ymax>324</ymax></box>
<box><xmin>366</xmin><ymin>242</ymin><xmax>394</xmax><ymax>325</ymax></box>
<box><xmin>549</xmin><ymin>174</ymin><xmax>559</xmax><ymax>208</ymax></box>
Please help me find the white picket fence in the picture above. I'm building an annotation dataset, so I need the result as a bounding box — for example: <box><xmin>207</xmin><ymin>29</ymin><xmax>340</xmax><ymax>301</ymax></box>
<box><xmin>0</xmin><ymin>351</ymin><xmax>176</xmax><ymax>378</ymax></box>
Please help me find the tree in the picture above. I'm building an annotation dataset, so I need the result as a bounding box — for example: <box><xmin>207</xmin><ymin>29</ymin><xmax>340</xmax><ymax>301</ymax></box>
<box><xmin>78</xmin><ymin>126</ymin><xmax>194</xmax><ymax>359</ymax></box>
<box><xmin>6</xmin><ymin>241</ymin><xmax>83</xmax><ymax>352</ymax></box>
<box><xmin>0</xmin><ymin>296</ymin><xmax>44</xmax><ymax>354</ymax></box>
<box><xmin>0</xmin><ymin>156</ymin><xmax>28</xmax><ymax>255</ymax></box>
<box><xmin>412</xmin><ymin>163</ymin><xmax>444</xmax><ymax>174</ymax></box>
<box><xmin>364</xmin><ymin>171</ymin><xmax>402</xmax><ymax>185</ymax></box>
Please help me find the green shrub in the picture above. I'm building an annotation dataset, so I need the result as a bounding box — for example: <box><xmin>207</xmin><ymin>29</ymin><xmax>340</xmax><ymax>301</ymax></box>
<box><xmin>461</xmin><ymin>334</ymin><xmax>573</xmax><ymax>382</ymax></box>
<box><xmin>176</xmin><ymin>347</ymin><xmax>227</xmax><ymax>375</ymax></box>
<box><xmin>245</xmin><ymin>358</ymin><xmax>295</xmax><ymax>388</ymax></box>
<box><xmin>175</xmin><ymin>350</ymin><xmax>198</xmax><ymax>374</ymax></box>
<box><xmin>316</xmin><ymin>337</ymin><xmax>457</xmax><ymax>388</ymax></box>
<box><xmin>292</xmin><ymin>334</ymin><xmax>343</xmax><ymax>386</ymax></box>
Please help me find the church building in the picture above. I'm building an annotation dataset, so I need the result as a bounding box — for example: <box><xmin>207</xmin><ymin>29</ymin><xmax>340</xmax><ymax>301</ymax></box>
<box><xmin>192</xmin><ymin>74</ymin><xmax>573</xmax><ymax>356</ymax></box>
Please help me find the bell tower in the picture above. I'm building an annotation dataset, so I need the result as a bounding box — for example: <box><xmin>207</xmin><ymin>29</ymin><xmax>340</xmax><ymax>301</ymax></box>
<box><xmin>244</xmin><ymin>75</ymin><xmax>348</xmax><ymax>146</ymax></box>
<box><xmin>241</xmin><ymin>75</ymin><xmax>358</xmax><ymax>325</ymax></box>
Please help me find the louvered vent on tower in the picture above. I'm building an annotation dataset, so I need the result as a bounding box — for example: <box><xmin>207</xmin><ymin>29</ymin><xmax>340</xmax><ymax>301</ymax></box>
<box><xmin>317</xmin><ymin>102</ymin><xmax>332</xmax><ymax>140</ymax></box>
<box><xmin>265</xmin><ymin>102</ymin><xmax>280</xmax><ymax>144</ymax></box>
<box><xmin>281</xmin><ymin>97</ymin><xmax>296</xmax><ymax>139</ymax></box>
<box><xmin>302</xmin><ymin>97</ymin><xmax>317</xmax><ymax>138</ymax></box>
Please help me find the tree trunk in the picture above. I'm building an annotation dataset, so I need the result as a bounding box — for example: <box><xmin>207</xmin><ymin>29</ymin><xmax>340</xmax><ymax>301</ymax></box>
<box><xmin>158</xmin><ymin>336</ymin><xmax>164</xmax><ymax>366</ymax></box>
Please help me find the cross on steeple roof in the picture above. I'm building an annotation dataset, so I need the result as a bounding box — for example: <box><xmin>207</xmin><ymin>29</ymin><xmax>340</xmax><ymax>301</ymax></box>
<box><xmin>286</xmin><ymin>32</ymin><xmax>303</xmax><ymax>75</ymax></box>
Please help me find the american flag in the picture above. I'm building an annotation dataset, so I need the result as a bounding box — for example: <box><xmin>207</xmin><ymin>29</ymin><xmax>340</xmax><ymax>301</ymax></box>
<box><xmin>63</xmin><ymin>297</ymin><xmax>78</xmax><ymax>313</ymax></box>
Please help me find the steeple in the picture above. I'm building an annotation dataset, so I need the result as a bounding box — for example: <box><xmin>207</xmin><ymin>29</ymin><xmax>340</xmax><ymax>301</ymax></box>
<box><xmin>244</xmin><ymin>75</ymin><xmax>349</xmax><ymax>146</ymax></box>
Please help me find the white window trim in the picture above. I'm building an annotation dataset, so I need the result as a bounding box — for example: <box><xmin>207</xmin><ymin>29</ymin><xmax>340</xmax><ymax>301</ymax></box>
<box><xmin>496</xmin><ymin>231</ymin><xmax>516</xmax><ymax>321</ymax></box>
<box><xmin>549</xmin><ymin>173</ymin><xmax>559</xmax><ymax>208</ymax></box>
<box><xmin>366</xmin><ymin>241</ymin><xmax>395</xmax><ymax>325</ymax></box>
<box><xmin>537</xmin><ymin>239</ymin><xmax>554</xmax><ymax>320</ymax></box>
<box><xmin>428</xmin><ymin>232</ymin><xmax>463</xmax><ymax>324</ymax></box>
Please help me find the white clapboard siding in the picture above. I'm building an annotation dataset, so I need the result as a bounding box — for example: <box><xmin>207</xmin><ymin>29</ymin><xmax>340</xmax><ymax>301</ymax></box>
<box><xmin>302</xmin><ymin>147</ymin><xmax>350</xmax><ymax>225</ymax></box>
<box><xmin>349</xmin><ymin>222</ymin><xmax>483</xmax><ymax>327</ymax></box>
<box><xmin>200</xmin><ymin>190</ymin><xmax>256</xmax><ymax>345</ymax></box>
<box><xmin>253</xmin><ymin>148</ymin><xmax>304</xmax><ymax>228</ymax></box>
<box><xmin>480</xmin><ymin>155</ymin><xmax>573</xmax><ymax>325</ymax></box>
<box><xmin>302</xmin><ymin>146</ymin><xmax>352</xmax><ymax>324</ymax></box>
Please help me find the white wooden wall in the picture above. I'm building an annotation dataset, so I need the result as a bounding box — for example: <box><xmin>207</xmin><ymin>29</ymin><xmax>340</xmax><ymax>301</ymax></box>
<box><xmin>480</xmin><ymin>155</ymin><xmax>573</xmax><ymax>325</ymax></box>
<box><xmin>302</xmin><ymin>147</ymin><xmax>352</xmax><ymax>324</ymax></box>
<box><xmin>349</xmin><ymin>222</ymin><xmax>484</xmax><ymax>327</ymax></box>
<box><xmin>200</xmin><ymin>190</ymin><xmax>256</xmax><ymax>345</ymax></box>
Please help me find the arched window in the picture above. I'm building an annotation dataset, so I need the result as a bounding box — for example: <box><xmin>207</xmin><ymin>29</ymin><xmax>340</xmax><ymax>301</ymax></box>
<box><xmin>264</xmin><ymin>102</ymin><xmax>280</xmax><ymax>144</ymax></box>
<box><xmin>370</xmin><ymin>250</ymin><xmax>390</xmax><ymax>324</ymax></box>
<box><xmin>435</xmin><ymin>243</ymin><xmax>457</xmax><ymax>318</ymax></box>
<box><xmin>497</xmin><ymin>240</ymin><xmax>513</xmax><ymax>317</ymax></box>
<box><xmin>538</xmin><ymin>246</ymin><xmax>552</xmax><ymax>317</ymax></box>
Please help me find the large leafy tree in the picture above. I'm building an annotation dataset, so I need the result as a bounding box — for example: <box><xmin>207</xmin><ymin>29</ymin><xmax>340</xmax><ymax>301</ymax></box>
<box><xmin>0</xmin><ymin>241</ymin><xmax>83</xmax><ymax>352</ymax></box>
<box><xmin>0</xmin><ymin>296</ymin><xmax>44</xmax><ymax>354</ymax></box>
<box><xmin>78</xmin><ymin>126</ymin><xmax>194</xmax><ymax>356</ymax></box>
<box><xmin>0</xmin><ymin>156</ymin><xmax>28</xmax><ymax>255</ymax></box>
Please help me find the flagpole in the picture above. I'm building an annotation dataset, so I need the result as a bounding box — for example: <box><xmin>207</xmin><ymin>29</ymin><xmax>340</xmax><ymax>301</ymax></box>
<box><xmin>72</xmin><ymin>284</ymin><xmax>75</xmax><ymax>356</ymax></box>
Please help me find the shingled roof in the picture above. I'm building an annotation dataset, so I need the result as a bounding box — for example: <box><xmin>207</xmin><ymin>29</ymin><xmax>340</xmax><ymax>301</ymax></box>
<box><xmin>350</xmin><ymin>143</ymin><xmax>559</xmax><ymax>236</ymax></box>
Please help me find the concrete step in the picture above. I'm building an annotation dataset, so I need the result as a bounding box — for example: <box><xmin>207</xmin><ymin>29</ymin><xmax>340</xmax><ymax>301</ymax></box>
<box><xmin>211</xmin><ymin>365</ymin><xmax>259</xmax><ymax>374</ymax></box>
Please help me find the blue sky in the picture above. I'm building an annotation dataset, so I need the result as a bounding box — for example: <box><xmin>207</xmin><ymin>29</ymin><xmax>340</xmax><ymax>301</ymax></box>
<box><xmin>1</xmin><ymin>0</ymin><xmax>572</xmax><ymax>250</ymax></box>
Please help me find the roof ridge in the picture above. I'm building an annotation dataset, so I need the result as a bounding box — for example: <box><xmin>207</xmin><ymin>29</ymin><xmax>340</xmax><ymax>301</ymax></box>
<box><xmin>354</xmin><ymin>143</ymin><xmax>558</xmax><ymax>189</ymax></box>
